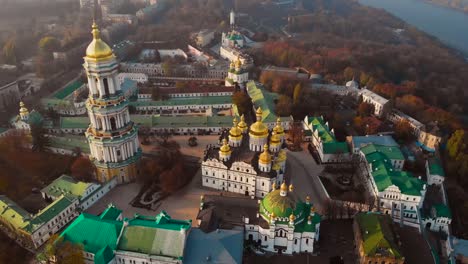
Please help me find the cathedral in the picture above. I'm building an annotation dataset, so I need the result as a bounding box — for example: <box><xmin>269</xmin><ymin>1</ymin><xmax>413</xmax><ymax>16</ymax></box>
<box><xmin>201</xmin><ymin>108</ymin><xmax>287</xmax><ymax>198</ymax></box>
<box><xmin>245</xmin><ymin>182</ymin><xmax>321</xmax><ymax>254</ymax></box>
<box><xmin>83</xmin><ymin>22</ymin><xmax>141</xmax><ymax>184</ymax></box>
<box><xmin>225</xmin><ymin>57</ymin><xmax>249</xmax><ymax>88</ymax></box>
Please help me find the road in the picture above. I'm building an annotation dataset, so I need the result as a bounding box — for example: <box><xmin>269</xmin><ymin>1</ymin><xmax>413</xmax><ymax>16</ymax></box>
<box><xmin>285</xmin><ymin>146</ymin><xmax>328</xmax><ymax>213</ymax></box>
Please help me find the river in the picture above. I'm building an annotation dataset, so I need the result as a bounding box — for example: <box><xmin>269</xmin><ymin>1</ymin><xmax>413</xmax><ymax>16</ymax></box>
<box><xmin>359</xmin><ymin>0</ymin><xmax>468</xmax><ymax>56</ymax></box>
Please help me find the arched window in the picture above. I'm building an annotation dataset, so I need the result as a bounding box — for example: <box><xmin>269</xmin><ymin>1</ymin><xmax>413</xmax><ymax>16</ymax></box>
<box><xmin>103</xmin><ymin>78</ymin><xmax>110</xmax><ymax>96</ymax></box>
<box><xmin>96</xmin><ymin>116</ymin><xmax>103</xmax><ymax>130</ymax></box>
<box><xmin>110</xmin><ymin>117</ymin><xmax>117</xmax><ymax>130</ymax></box>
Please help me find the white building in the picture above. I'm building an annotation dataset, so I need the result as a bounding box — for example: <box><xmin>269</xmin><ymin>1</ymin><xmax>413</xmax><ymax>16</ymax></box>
<box><xmin>195</xmin><ymin>30</ymin><xmax>215</xmax><ymax>47</ymax></box>
<box><xmin>159</xmin><ymin>49</ymin><xmax>188</xmax><ymax>60</ymax></box>
<box><xmin>421</xmin><ymin>204</ymin><xmax>452</xmax><ymax>234</ymax></box>
<box><xmin>11</xmin><ymin>102</ymin><xmax>44</xmax><ymax>132</ymax></box>
<box><xmin>117</xmin><ymin>73</ymin><xmax>148</xmax><ymax>84</ymax></box>
<box><xmin>303</xmin><ymin>116</ymin><xmax>350</xmax><ymax>163</ymax></box>
<box><xmin>359</xmin><ymin>88</ymin><xmax>390</xmax><ymax>118</ymax></box>
<box><xmin>358</xmin><ymin>143</ymin><xmax>426</xmax><ymax>228</ymax></box>
<box><xmin>60</xmin><ymin>210</ymin><xmax>191</xmax><ymax>264</ymax></box>
<box><xmin>0</xmin><ymin>81</ymin><xmax>20</xmax><ymax>110</ymax></box>
<box><xmin>225</xmin><ymin>58</ymin><xmax>249</xmax><ymax>88</ymax></box>
<box><xmin>244</xmin><ymin>183</ymin><xmax>321</xmax><ymax>254</ymax></box>
<box><xmin>426</xmin><ymin>158</ymin><xmax>445</xmax><ymax>185</ymax></box>
<box><xmin>202</xmin><ymin>110</ymin><xmax>287</xmax><ymax>198</ymax></box>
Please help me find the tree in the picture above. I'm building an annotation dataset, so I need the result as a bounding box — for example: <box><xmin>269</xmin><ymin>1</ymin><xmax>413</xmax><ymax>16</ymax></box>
<box><xmin>2</xmin><ymin>38</ymin><xmax>17</xmax><ymax>64</ymax></box>
<box><xmin>30</xmin><ymin>124</ymin><xmax>50</xmax><ymax>152</ymax></box>
<box><xmin>357</xmin><ymin>102</ymin><xmax>374</xmax><ymax>117</ymax></box>
<box><xmin>232</xmin><ymin>91</ymin><xmax>252</xmax><ymax>116</ymax></box>
<box><xmin>293</xmin><ymin>83</ymin><xmax>302</xmax><ymax>104</ymax></box>
<box><xmin>394</xmin><ymin>119</ymin><xmax>414</xmax><ymax>142</ymax></box>
<box><xmin>39</xmin><ymin>37</ymin><xmax>60</xmax><ymax>53</ymax></box>
<box><xmin>70</xmin><ymin>156</ymin><xmax>95</xmax><ymax>182</ymax></box>
<box><xmin>276</xmin><ymin>95</ymin><xmax>292</xmax><ymax>116</ymax></box>
<box><xmin>395</xmin><ymin>94</ymin><xmax>425</xmax><ymax>116</ymax></box>
<box><xmin>37</xmin><ymin>234</ymin><xmax>84</xmax><ymax>264</ymax></box>
<box><xmin>188</xmin><ymin>136</ymin><xmax>198</xmax><ymax>147</ymax></box>
<box><xmin>447</xmin><ymin>130</ymin><xmax>465</xmax><ymax>159</ymax></box>
<box><xmin>288</xmin><ymin>122</ymin><xmax>303</xmax><ymax>151</ymax></box>
<box><xmin>159</xmin><ymin>162</ymin><xmax>186</xmax><ymax>194</ymax></box>
<box><xmin>139</xmin><ymin>159</ymin><xmax>163</xmax><ymax>184</ymax></box>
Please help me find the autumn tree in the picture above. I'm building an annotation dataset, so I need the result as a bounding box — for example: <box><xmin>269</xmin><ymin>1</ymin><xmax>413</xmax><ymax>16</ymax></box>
<box><xmin>70</xmin><ymin>156</ymin><xmax>95</xmax><ymax>182</ymax></box>
<box><xmin>232</xmin><ymin>91</ymin><xmax>252</xmax><ymax>116</ymax></box>
<box><xmin>293</xmin><ymin>83</ymin><xmax>302</xmax><ymax>104</ymax></box>
<box><xmin>446</xmin><ymin>130</ymin><xmax>468</xmax><ymax>185</ymax></box>
<box><xmin>396</xmin><ymin>95</ymin><xmax>425</xmax><ymax>116</ymax></box>
<box><xmin>276</xmin><ymin>95</ymin><xmax>292</xmax><ymax>116</ymax></box>
<box><xmin>288</xmin><ymin>122</ymin><xmax>303</xmax><ymax>151</ymax></box>
<box><xmin>39</xmin><ymin>37</ymin><xmax>60</xmax><ymax>53</ymax></box>
<box><xmin>2</xmin><ymin>38</ymin><xmax>17</xmax><ymax>64</ymax></box>
<box><xmin>357</xmin><ymin>102</ymin><xmax>374</xmax><ymax>117</ymax></box>
<box><xmin>37</xmin><ymin>234</ymin><xmax>84</xmax><ymax>264</ymax></box>
<box><xmin>394</xmin><ymin>119</ymin><xmax>414</xmax><ymax>143</ymax></box>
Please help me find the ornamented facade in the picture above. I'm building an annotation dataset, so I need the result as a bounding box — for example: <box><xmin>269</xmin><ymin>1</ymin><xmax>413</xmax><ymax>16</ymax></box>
<box><xmin>245</xmin><ymin>182</ymin><xmax>321</xmax><ymax>254</ymax></box>
<box><xmin>201</xmin><ymin>109</ymin><xmax>287</xmax><ymax>198</ymax></box>
<box><xmin>83</xmin><ymin>22</ymin><xmax>141</xmax><ymax>184</ymax></box>
<box><xmin>225</xmin><ymin>58</ymin><xmax>249</xmax><ymax>88</ymax></box>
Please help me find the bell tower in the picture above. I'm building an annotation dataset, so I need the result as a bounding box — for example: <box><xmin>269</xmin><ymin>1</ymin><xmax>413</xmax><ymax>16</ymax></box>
<box><xmin>83</xmin><ymin>22</ymin><xmax>141</xmax><ymax>184</ymax></box>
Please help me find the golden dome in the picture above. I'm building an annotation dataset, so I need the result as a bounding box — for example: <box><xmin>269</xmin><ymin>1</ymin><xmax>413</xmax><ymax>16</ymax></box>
<box><xmin>259</xmin><ymin>144</ymin><xmax>271</xmax><ymax>164</ymax></box>
<box><xmin>235</xmin><ymin>56</ymin><xmax>242</xmax><ymax>68</ymax></box>
<box><xmin>306</xmin><ymin>195</ymin><xmax>310</xmax><ymax>203</ymax></box>
<box><xmin>270</xmin><ymin>212</ymin><xmax>276</xmax><ymax>219</ymax></box>
<box><xmin>289</xmin><ymin>184</ymin><xmax>294</xmax><ymax>192</ymax></box>
<box><xmin>19</xmin><ymin>102</ymin><xmax>29</xmax><ymax>114</ymax></box>
<box><xmin>280</xmin><ymin>182</ymin><xmax>288</xmax><ymax>192</ymax></box>
<box><xmin>219</xmin><ymin>139</ymin><xmax>231</xmax><ymax>154</ymax></box>
<box><xmin>229</xmin><ymin>117</ymin><xmax>242</xmax><ymax>139</ymax></box>
<box><xmin>273</xmin><ymin>117</ymin><xmax>285</xmax><ymax>135</ymax></box>
<box><xmin>277</xmin><ymin>149</ymin><xmax>287</xmax><ymax>162</ymax></box>
<box><xmin>272</xmin><ymin>182</ymin><xmax>277</xmax><ymax>190</ymax></box>
<box><xmin>86</xmin><ymin>22</ymin><xmax>113</xmax><ymax>60</ymax></box>
<box><xmin>272</xmin><ymin>162</ymin><xmax>281</xmax><ymax>171</ymax></box>
<box><xmin>270</xmin><ymin>131</ymin><xmax>281</xmax><ymax>146</ymax></box>
<box><xmin>310</xmin><ymin>207</ymin><xmax>316</xmax><ymax>214</ymax></box>
<box><xmin>289</xmin><ymin>213</ymin><xmax>296</xmax><ymax>222</ymax></box>
<box><xmin>237</xmin><ymin>114</ymin><xmax>248</xmax><ymax>133</ymax></box>
<box><xmin>249</xmin><ymin>108</ymin><xmax>268</xmax><ymax>138</ymax></box>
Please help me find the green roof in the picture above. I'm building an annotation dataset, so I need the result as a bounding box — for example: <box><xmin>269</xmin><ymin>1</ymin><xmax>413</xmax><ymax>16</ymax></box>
<box><xmin>259</xmin><ymin>190</ymin><xmax>321</xmax><ymax>232</ymax></box>
<box><xmin>0</xmin><ymin>127</ymin><xmax>10</xmax><ymax>134</ymax></box>
<box><xmin>0</xmin><ymin>195</ymin><xmax>31</xmax><ymax>231</ymax></box>
<box><xmin>60</xmin><ymin>117</ymin><xmax>89</xmax><ymax>129</ymax></box>
<box><xmin>54</xmin><ymin>81</ymin><xmax>83</xmax><ymax>99</ymax></box>
<box><xmin>95</xmin><ymin>245</ymin><xmax>114</xmax><ymax>264</ymax></box>
<box><xmin>41</xmin><ymin>175</ymin><xmax>93</xmax><ymax>199</ymax></box>
<box><xmin>49</xmin><ymin>136</ymin><xmax>90</xmax><ymax>153</ymax></box>
<box><xmin>117</xmin><ymin>211</ymin><xmax>191</xmax><ymax>258</ymax></box>
<box><xmin>25</xmin><ymin>195</ymin><xmax>76</xmax><ymax>232</ymax></box>
<box><xmin>129</xmin><ymin>96</ymin><xmax>232</xmax><ymax>107</ymax></box>
<box><xmin>41</xmin><ymin>98</ymin><xmax>72</xmax><ymax>110</ymax></box>
<box><xmin>100</xmin><ymin>205</ymin><xmax>122</xmax><ymax>221</ymax></box>
<box><xmin>428</xmin><ymin>159</ymin><xmax>445</xmax><ymax>177</ymax></box>
<box><xmin>246</xmin><ymin>81</ymin><xmax>282</xmax><ymax>123</ymax></box>
<box><xmin>363</xmin><ymin>144</ymin><xmax>424</xmax><ymax>196</ymax></box>
<box><xmin>60</xmin><ymin>213</ymin><xmax>123</xmax><ymax>254</ymax></box>
<box><xmin>28</xmin><ymin>110</ymin><xmax>44</xmax><ymax>126</ymax></box>
<box><xmin>307</xmin><ymin>116</ymin><xmax>349</xmax><ymax>154</ymax></box>
<box><xmin>433</xmin><ymin>204</ymin><xmax>452</xmax><ymax>218</ymax></box>
<box><xmin>355</xmin><ymin>213</ymin><xmax>403</xmax><ymax>259</ymax></box>
<box><xmin>361</xmin><ymin>144</ymin><xmax>404</xmax><ymax>161</ymax></box>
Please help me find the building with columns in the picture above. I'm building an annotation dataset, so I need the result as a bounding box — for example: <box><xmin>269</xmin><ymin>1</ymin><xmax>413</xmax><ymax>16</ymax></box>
<box><xmin>201</xmin><ymin>110</ymin><xmax>288</xmax><ymax>198</ymax></box>
<box><xmin>245</xmin><ymin>182</ymin><xmax>321</xmax><ymax>254</ymax></box>
<box><xmin>83</xmin><ymin>22</ymin><xmax>141</xmax><ymax>184</ymax></box>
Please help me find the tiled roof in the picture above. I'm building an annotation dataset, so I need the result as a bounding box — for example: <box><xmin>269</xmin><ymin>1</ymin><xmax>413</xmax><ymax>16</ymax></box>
<box><xmin>363</xmin><ymin>144</ymin><xmax>424</xmax><ymax>195</ymax></box>
<box><xmin>99</xmin><ymin>205</ymin><xmax>122</xmax><ymax>221</ymax></box>
<box><xmin>129</xmin><ymin>96</ymin><xmax>232</xmax><ymax>107</ymax></box>
<box><xmin>433</xmin><ymin>204</ymin><xmax>451</xmax><ymax>218</ymax></box>
<box><xmin>246</xmin><ymin>81</ymin><xmax>280</xmax><ymax>123</ymax></box>
<box><xmin>117</xmin><ymin>211</ymin><xmax>191</xmax><ymax>258</ymax></box>
<box><xmin>428</xmin><ymin>158</ymin><xmax>445</xmax><ymax>177</ymax></box>
<box><xmin>352</xmin><ymin>135</ymin><xmax>398</xmax><ymax>149</ymax></box>
<box><xmin>0</xmin><ymin>195</ymin><xmax>31</xmax><ymax>231</ymax></box>
<box><xmin>60</xmin><ymin>117</ymin><xmax>89</xmax><ymax>129</ymax></box>
<box><xmin>41</xmin><ymin>175</ymin><xmax>92</xmax><ymax>199</ymax></box>
<box><xmin>25</xmin><ymin>195</ymin><xmax>76</xmax><ymax>232</ymax></box>
<box><xmin>54</xmin><ymin>81</ymin><xmax>83</xmax><ymax>99</ymax></box>
<box><xmin>355</xmin><ymin>213</ymin><xmax>402</xmax><ymax>259</ymax></box>
<box><xmin>184</xmin><ymin>228</ymin><xmax>244</xmax><ymax>264</ymax></box>
<box><xmin>48</xmin><ymin>136</ymin><xmax>90</xmax><ymax>153</ymax></box>
<box><xmin>361</xmin><ymin>144</ymin><xmax>404</xmax><ymax>161</ymax></box>
<box><xmin>60</xmin><ymin>213</ymin><xmax>123</xmax><ymax>254</ymax></box>
<box><xmin>306</xmin><ymin>116</ymin><xmax>349</xmax><ymax>154</ymax></box>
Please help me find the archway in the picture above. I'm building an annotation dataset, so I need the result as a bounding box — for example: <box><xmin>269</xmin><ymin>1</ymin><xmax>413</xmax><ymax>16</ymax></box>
<box><xmin>426</xmin><ymin>222</ymin><xmax>432</xmax><ymax>229</ymax></box>
<box><xmin>248</xmin><ymin>234</ymin><xmax>253</xmax><ymax>241</ymax></box>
